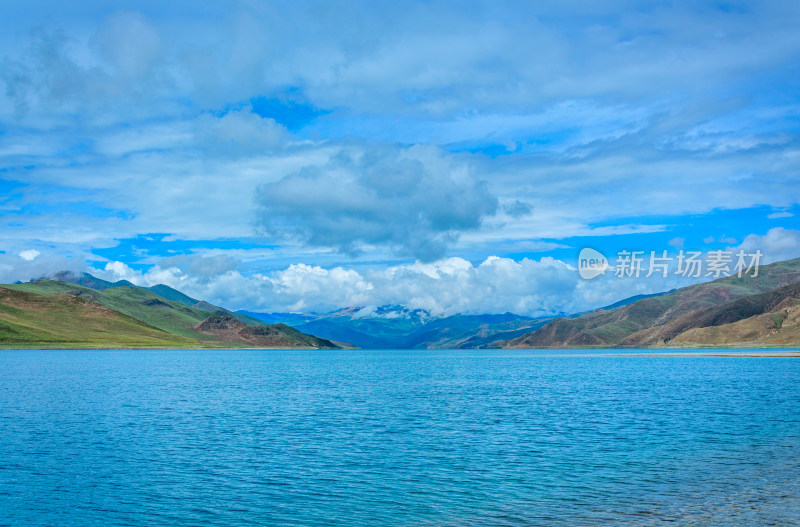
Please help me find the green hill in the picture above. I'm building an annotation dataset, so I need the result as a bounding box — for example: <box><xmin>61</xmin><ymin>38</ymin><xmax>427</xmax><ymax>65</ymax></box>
<box><xmin>0</xmin><ymin>287</ymin><xmax>198</xmax><ymax>349</ymax></box>
<box><xmin>1</xmin><ymin>281</ymin><xmax>340</xmax><ymax>349</ymax></box>
<box><xmin>147</xmin><ymin>283</ymin><xmax>201</xmax><ymax>306</ymax></box>
<box><xmin>5</xmin><ymin>281</ymin><xmax>222</xmax><ymax>341</ymax></box>
<box><xmin>45</xmin><ymin>272</ymin><xmax>265</xmax><ymax>326</ymax></box>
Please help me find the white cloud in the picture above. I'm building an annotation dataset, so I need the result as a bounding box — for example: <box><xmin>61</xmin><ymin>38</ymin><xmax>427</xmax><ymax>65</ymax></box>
<box><xmin>0</xmin><ymin>0</ymin><xmax>799</xmax><ymax>302</ymax></box>
<box><xmin>94</xmin><ymin>254</ymin><xmax>691</xmax><ymax>317</ymax></box>
<box><xmin>736</xmin><ymin>227</ymin><xmax>800</xmax><ymax>263</ymax></box>
<box><xmin>18</xmin><ymin>249</ymin><xmax>40</xmax><ymax>261</ymax></box>
<box><xmin>0</xmin><ymin>4</ymin><xmax>798</xmax><ymax>254</ymax></box>
<box><xmin>768</xmin><ymin>211</ymin><xmax>794</xmax><ymax>219</ymax></box>
<box><xmin>104</xmin><ymin>261</ymin><xmax>135</xmax><ymax>279</ymax></box>
<box><xmin>4</xmin><ymin>2</ymin><xmax>800</xmax><ymax>128</ymax></box>
<box><xmin>0</xmin><ymin>250</ymin><xmax>84</xmax><ymax>284</ymax></box>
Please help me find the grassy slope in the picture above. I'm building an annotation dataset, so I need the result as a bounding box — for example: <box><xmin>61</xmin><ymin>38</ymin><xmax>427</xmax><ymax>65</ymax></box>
<box><xmin>145</xmin><ymin>284</ymin><xmax>264</xmax><ymax>325</ymax></box>
<box><xmin>2</xmin><ymin>281</ymin><xmax>340</xmax><ymax>349</ymax></box>
<box><xmin>505</xmin><ymin>257</ymin><xmax>800</xmax><ymax>348</ymax></box>
<box><xmin>257</xmin><ymin>323</ymin><xmax>340</xmax><ymax>348</ymax></box>
<box><xmin>48</xmin><ymin>273</ymin><xmax>266</xmax><ymax>327</ymax></box>
<box><xmin>147</xmin><ymin>284</ymin><xmax>200</xmax><ymax>306</ymax></box>
<box><xmin>4</xmin><ymin>281</ymin><xmax>223</xmax><ymax>341</ymax></box>
<box><xmin>0</xmin><ymin>287</ymin><xmax>199</xmax><ymax>348</ymax></box>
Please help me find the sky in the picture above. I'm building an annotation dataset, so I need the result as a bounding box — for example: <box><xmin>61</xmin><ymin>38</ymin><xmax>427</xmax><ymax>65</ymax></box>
<box><xmin>1</xmin><ymin>0</ymin><xmax>800</xmax><ymax>316</ymax></box>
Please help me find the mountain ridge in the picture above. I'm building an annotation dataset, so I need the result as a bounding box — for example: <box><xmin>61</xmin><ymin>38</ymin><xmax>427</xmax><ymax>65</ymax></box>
<box><xmin>42</xmin><ymin>271</ymin><xmax>264</xmax><ymax>326</ymax></box>
<box><xmin>503</xmin><ymin>257</ymin><xmax>800</xmax><ymax>348</ymax></box>
<box><xmin>9</xmin><ymin>259</ymin><xmax>800</xmax><ymax>349</ymax></box>
<box><xmin>241</xmin><ymin>305</ymin><xmax>558</xmax><ymax>349</ymax></box>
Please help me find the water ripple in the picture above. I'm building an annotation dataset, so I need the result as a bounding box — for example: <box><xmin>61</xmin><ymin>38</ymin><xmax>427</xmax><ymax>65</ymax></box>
<box><xmin>1</xmin><ymin>349</ymin><xmax>798</xmax><ymax>526</ymax></box>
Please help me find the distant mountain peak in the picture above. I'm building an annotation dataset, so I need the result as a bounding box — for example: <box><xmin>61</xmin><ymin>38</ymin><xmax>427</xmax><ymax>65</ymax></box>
<box><xmin>349</xmin><ymin>304</ymin><xmax>434</xmax><ymax>321</ymax></box>
<box><xmin>40</xmin><ymin>271</ymin><xmax>135</xmax><ymax>290</ymax></box>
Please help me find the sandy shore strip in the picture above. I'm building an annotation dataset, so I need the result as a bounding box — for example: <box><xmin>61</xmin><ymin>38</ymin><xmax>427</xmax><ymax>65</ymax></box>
<box><xmin>606</xmin><ymin>350</ymin><xmax>800</xmax><ymax>357</ymax></box>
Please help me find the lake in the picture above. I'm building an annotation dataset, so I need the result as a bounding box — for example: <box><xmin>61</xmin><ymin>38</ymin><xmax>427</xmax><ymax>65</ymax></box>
<box><xmin>1</xmin><ymin>349</ymin><xmax>799</xmax><ymax>526</ymax></box>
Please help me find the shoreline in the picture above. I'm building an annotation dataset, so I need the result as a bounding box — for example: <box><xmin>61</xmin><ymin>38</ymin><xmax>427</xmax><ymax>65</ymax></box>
<box><xmin>605</xmin><ymin>351</ymin><xmax>800</xmax><ymax>357</ymax></box>
<box><xmin>2</xmin><ymin>346</ymin><xmax>799</xmax><ymax>356</ymax></box>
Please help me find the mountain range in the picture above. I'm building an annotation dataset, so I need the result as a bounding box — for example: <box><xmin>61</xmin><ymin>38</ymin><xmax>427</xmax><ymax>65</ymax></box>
<box><xmin>3</xmin><ymin>258</ymin><xmax>800</xmax><ymax>349</ymax></box>
<box><xmin>239</xmin><ymin>305</ymin><xmax>557</xmax><ymax>349</ymax></box>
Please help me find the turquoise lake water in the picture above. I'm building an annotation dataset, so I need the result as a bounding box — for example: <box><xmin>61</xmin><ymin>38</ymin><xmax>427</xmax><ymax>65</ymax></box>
<box><xmin>1</xmin><ymin>349</ymin><xmax>799</xmax><ymax>526</ymax></box>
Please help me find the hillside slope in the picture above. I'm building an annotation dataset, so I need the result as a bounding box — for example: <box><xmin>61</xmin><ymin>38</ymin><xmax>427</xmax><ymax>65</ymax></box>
<box><xmin>0</xmin><ymin>287</ymin><xmax>198</xmax><ymax>348</ymax></box>
<box><xmin>2</xmin><ymin>281</ymin><xmax>339</xmax><ymax>349</ymax></box>
<box><xmin>505</xmin><ymin>257</ymin><xmax>800</xmax><ymax>348</ymax></box>
<box><xmin>624</xmin><ymin>281</ymin><xmax>800</xmax><ymax>347</ymax></box>
<box><xmin>46</xmin><ymin>271</ymin><xmax>264</xmax><ymax>326</ymax></box>
<box><xmin>195</xmin><ymin>312</ymin><xmax>339</xmax><ymax>349</ymax></box>
<box><xmin>5</xmin><ymin>281</ymin><xmax>223</xmax><ymax>342</ymax></box>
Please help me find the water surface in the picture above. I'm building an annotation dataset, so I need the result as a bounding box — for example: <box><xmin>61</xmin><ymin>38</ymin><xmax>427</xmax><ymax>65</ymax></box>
<box><xmin>1</xmin><ymin>349</ymin><xmax>798</xmax><ymax>526</ymax></box>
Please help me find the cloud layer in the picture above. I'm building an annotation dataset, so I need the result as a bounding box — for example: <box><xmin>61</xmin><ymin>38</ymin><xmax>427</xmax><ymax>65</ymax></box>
<box><xmin>1</xmin><ymin>1</ymin><xmax>799</xmax><ymax>314</ymax></box>
<box><xmin>256</xmin><ymin>144</ymin><xmax>499</xmax><ymax>260</ymax></box>
<box><xmin>95</xmin><ymin>253</ymin><xmax>708</xmax><ymax>317</ymax></box>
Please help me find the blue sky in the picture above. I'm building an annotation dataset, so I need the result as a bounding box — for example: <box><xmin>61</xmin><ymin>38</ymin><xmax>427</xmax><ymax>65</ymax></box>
<box><xmin>1</xmin><ymin>0</ymin><xmax>799</xmax><ymax>315</ymax></box>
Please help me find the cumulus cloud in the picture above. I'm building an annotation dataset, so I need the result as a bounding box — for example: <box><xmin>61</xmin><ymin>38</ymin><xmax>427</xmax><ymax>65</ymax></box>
<box><xmin>736</xmin><ymin>227</ymin><xmax>800</xmax><ymax>263</ymax></box>
<box><xmin>18</xmin><ymin>249</ymin><xmax>40</xmax><ymax>261</ymax></box>
<box><xmin>94</xmin><ymin>254</ymin><xmax>692</xmax><ymax>317</ymax></box>
<box><xmin>74</xmin><ymin>228</ymin><xmax>800</xmax><ymax>319</ymax></box>
<box><xmin>255</xmin><ymin>144</ymin><xmax>499</xmax><ymax>260</ymax></box>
